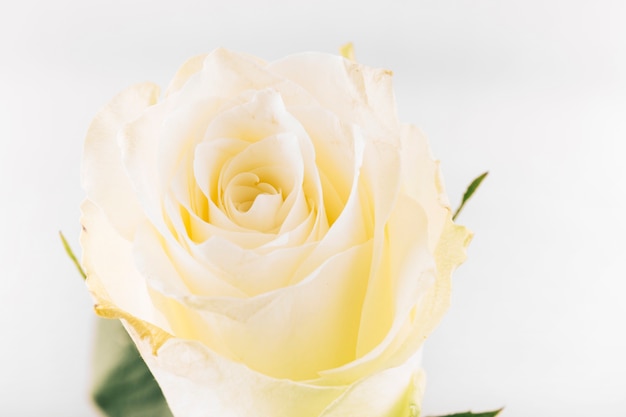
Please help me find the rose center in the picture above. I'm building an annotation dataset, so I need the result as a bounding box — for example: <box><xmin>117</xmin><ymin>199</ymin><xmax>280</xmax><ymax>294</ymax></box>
<box><xmin>223</xmin><ymin>171</ymin><xmax>285</xmax><ymax>232</ymax></box>
<box><xmin>229</xmin><ymin>172</ymin><xmax>281</xmax><ymax>212</ymax></box>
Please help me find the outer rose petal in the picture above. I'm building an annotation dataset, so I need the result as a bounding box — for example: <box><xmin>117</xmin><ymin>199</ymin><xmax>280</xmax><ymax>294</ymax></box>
<box><xmin>164</xmin><ymin>54</ymin><xmax>207</xmax><ymax>97</ymax></box>
<box><xmin>269</xmin><ymin>53</ymin><xmax>399</xmax><ymax>134</ymax></box>
<box><xmin>82</xmin><ymin>82</ymin><xmax>160</xmax><ymax>239</ymax></box>
<box><xmin>80</xmin><ymin>200</ymin><xmax>172</xmax><ymax>336</ymax></box>
<box><xmin>127</xmin><ymin>328</ymin><xmax>346</xmax><ymax>417</ymax></box>
<box><xmin>318</xmin><ymin>353</ymin><xmax>425</xmax><ymax>417</ymax></box>
<box><xmin>400</xmin><ymin>124</ymin><xmax>450</xmax><ymax>252</ymax></box>
<box><xmin>125</xmin><ymin>324</ymin><xmax>425</xmax><ymax>417</ymax></box>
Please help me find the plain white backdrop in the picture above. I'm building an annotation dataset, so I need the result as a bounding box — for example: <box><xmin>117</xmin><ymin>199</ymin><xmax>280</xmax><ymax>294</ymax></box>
<box><xmin>1</xmin><ymin>0</ymin><xmax>625</xmax><ymax>415</ymax></box>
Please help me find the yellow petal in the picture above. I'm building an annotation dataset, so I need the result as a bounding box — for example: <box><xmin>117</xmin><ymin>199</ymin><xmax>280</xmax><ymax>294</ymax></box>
<box><xmin>128</xmin><ymin>330</ymin><xmax>348</xmax><ymax>417</ymax></box>
<box><xmin>319</xmin><ymin>352</ymin><xmax>425</xmax><ymax>417</ymax></box>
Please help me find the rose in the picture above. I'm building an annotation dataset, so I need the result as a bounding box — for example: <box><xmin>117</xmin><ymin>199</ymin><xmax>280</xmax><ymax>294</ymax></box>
<box><xmin>80</xmin><ymin>48</ymin><xmax>471</xmax><ymax>417</ymax></box>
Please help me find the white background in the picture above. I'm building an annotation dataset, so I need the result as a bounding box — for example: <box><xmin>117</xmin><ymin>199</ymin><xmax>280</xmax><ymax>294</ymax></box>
<box><xmin>1</xmin><ymin>0</ymin><xmax>625</xmax><ymax>416</ymax></box>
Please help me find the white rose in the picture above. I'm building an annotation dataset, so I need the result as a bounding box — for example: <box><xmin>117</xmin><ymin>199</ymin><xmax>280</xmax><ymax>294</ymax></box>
<box><xmin>80</xmin><ymin>48</ymin><xmax>471</xmax><ymax>417</ymax></box>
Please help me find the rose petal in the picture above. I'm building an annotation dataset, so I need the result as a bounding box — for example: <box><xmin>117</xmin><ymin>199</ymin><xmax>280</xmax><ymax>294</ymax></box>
<box><xmin>221</xmin><ymin>134</ymin><xmax>305</xmax><ymax>231</ymax></box>
<box><xmin>123</xmin><ymin>321</ymin><xmax>425</xmax><ymax>417</ymax></box>
<box><xmin>192</xmin><ymin>200</ymin><xmax>320</xmax><ymax>253</ymax></box>
<box><xmin>313</xmin><ymin>195</ymin><xmax>434</xmax><ymax>384</ymax></box>
<box><xmin>288</xmin><ymin>105</ymin><xmax>379</xmax><ymax>230</ymax></box>
<box><xmin>82</xmin><ymin>82</ymin><xmax>159</xmax><ymax>239</ymax></box>
<box><xmin>201</xmin><ymin>89</ymin><xmax>322</xmax><ymax>215</ymax></box>
<box><xmin>383</xmin><ymin>218</ymin><xmax>473</xmax><ymax>370</ymax></box>
<box><xmin>269</xmin><ymin>53</ymin><xmax>399</xmax><ymax>134</ymax></box>
<box><xmin>133</xmin><ymin>220</ymin><xmax>244</xmax><ymax>299</ymax></box>
<box><xmin>194</xmin><ymin>137</ymin><xmax>248</xmax><ymax>205</ymax></box>
<box><xmin>168</xmin><ymin>154</ymin><xmax>209</xmax><ymax>240</ymax></box>
<box><xmin>80</xmin><ymin>200</ymin><xmax>171</xmax><ymax>333</ymax></box>
<box><xmin>356</xmin><ymin>194</ymin><xmax>434</xmax><ymax>358</ymax></box>
<box><xmin>172</xmin><ymin>49</ymin><xmax>319</xmax><ymax>111</ymax></box>
<box><xmin>318</xmin><ymin>351</ymin><xmax>424</xmax><ymax>417</ymax></box>
<box><xmin>194</xmin><ymin>236</ymin><xmax>317</xmax><ymax>295</ymax></box>
<box><xmin>164</xmin><ymin>54</ymin><xmax>207</xmax><ymax>97</ymax></box>
<box><xmin>153</xmin><ymin>240</ymin><xmax>372</xmax><ymax>380</ymax></box>
<box><xmin>317</xmin><ymin>211</ymin><xmax>472</xmax><ymax>386</ymax></box>
<box><xmin>176</xmin><ymin>48</ymin><xmax>279</xmax><ymax>103</ymax></box>
<box><xmin>400</xmin><ymin>124</ymin><xmax>450</xmax><ymax>251</ymax></box>
<box><xmin>128</xmin><ymin>330</ymin><xmax>347</xmax><ymax>417</ymax></box>
<box><xmin>297</xmin><ymin>129</ymin><xmax>402</xmax><ymax>288</ymax></box>
<box><xmin>120</xmin><ymin>101</ymin><xmax>169</xmax><ymax>232</ymax></box>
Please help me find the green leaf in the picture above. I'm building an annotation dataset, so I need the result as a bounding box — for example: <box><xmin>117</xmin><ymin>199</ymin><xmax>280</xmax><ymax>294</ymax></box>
<box><xmin>452</xmin><ymin>171</ymin><xmax>489</xmax><ymax>221</ymax></box>
<box><xmin>429</xmin><ymin>408</ymin><xmax>504</xmax><ymax>417</ymax></box>
<box><xmin>91</xmin><ymin>318</ymin><xmax>173</xmax><ymax>417</ymax></box>
<box><xmin>59</xmin><ymin>231</ymin><xmax>86</xmax><ymax>279</ymax></box>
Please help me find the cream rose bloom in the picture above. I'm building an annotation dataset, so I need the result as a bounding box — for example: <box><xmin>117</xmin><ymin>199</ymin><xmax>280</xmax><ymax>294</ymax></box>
<box><xmin>80</xmin><ymin>48</ymin><xmax>471</xmax><ymax>417</ymax></box>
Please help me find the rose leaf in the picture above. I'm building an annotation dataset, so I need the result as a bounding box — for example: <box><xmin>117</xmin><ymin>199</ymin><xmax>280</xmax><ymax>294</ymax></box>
<box><xmin>428</xmin><ymin>408</ymin><xmax>504</xmax><ymax>417</ymax></box>
<box><xmin>91</xmin><ymin>318</ymin><xmax>173</xmax><ymax>417</ymax></box>
<box><xmin>59</xmin><ymin>231</ymin><xmax>86</xmax><ymax>279</ymax></box>
<box><xmin>452</xmin><ymin>171</ymin><xmax>489</xmax><ymax>221</ymax></box>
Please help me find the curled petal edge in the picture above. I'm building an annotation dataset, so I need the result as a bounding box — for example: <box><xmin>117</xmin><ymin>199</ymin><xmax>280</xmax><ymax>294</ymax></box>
<box><xmin>430</xmin><ymin>216</ymin><xmax>474</xmax><ymax>323</ymax></box>
<box><xmin>86</xmin><ymin>273</ymin><xmax>172</xmax><ymax>356</ymax></box>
